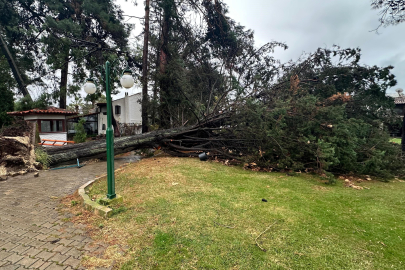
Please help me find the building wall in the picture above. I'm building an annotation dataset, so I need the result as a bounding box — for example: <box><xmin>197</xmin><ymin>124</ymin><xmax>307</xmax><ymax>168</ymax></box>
<box><xmin>98</xmin><ymin>106</ymin><xmax>108</xmax><ymax>135</ymax></box>
<box><xmin>98</xmin><ymin>93</ymin><xmax>142</xmax><ymax>135</ymax></box>
<box><xmin>126</xmin><ymin>93</ymin><xmax>142</xmax><ymax>124</ymax></box>
<box><xmin>113</xmin><ymin>97</ymin><xmax>126</xmax><ymax>123</ymax></box>
<box><xmin>39</xmin><ymin>132</ymin><xmax>68</xmax><ymax>145</ymax></box>
<box><xmin>22</xmin><ymin>114</ymin><xmax>68</xmax><ymax>144</ymax></box>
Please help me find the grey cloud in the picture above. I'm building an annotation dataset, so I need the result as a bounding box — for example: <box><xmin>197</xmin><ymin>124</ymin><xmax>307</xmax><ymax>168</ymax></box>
<box><xmin>223</xmin><ymin>0</ymin><xmax>405</xmax><ymax>94</ymax></box>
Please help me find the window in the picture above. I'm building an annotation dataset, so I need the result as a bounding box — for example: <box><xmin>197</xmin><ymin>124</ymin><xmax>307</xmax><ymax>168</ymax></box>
<box><xmin>40</xmin><ymin>120</ymin><xmax>64</xmax><ymax>132</ymax></box>
<box><xmin>41</xmin><ymin>121</ymin><xmax>51</xmax><ymax>132</ymax></box>
<box><xmin>102</xmin><ymin>124</ymin><xmax>106</xmax><ymax>130</ymax></box>
<box><xmin>115</xmin><ymin>105</ymin><xmax>121</xmax><ymax>115</ymax></box>
<box><xmin>53</xmin><ymin>120</ymin><xmax>63</xmax><ymax>132</ymax></box>
<box><xmin>87</xmin><ymin>114</ymin><xmax>97</xmax><ymax>121</ymax></box>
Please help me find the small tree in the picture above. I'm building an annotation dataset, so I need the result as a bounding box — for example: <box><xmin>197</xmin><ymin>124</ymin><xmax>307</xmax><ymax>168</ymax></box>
<box><xmin>73</xmin><ymin>118</ymin><xmax>87</xmax><ymax>143</ymax></box>
<box><xmin>14</xmin><ymin>93</ymin><xmax>52</xmax><ymax>111</ymax></box>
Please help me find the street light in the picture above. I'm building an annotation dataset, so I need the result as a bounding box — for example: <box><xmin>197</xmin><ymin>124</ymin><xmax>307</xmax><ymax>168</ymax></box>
<box><xmin>83</xmin><ymin>78</ymin><xmax>97</xmax><ymax>94</ymax></box>
<box><xmin>83</xmin><ymin>61</ymin><xmax>134</xmax><ymax>200</ymax></box>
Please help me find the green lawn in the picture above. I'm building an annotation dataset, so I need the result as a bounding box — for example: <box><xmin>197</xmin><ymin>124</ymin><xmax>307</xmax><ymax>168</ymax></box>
<box><xmin>83</xmin><ymin>157</ymin><xmax>405</xmax><ymax>270</ymax></box>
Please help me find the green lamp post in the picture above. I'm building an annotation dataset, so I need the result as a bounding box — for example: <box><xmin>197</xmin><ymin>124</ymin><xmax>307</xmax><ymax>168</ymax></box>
<box><xmin>83</xmin><ymin>61</ymin><xmax>134</xmax><ymax>200</ymax></box>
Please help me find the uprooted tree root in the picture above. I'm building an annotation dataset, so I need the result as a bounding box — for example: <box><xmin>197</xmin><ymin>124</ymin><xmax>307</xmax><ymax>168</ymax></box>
<box><xmin>0</xmin><ymin>121</ymin><xmax>41</xmax><ymax>179</ymax></box>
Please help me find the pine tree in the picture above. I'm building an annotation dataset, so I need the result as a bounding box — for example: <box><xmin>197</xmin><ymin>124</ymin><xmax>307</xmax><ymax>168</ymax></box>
<box><xmin>0</xmin><ymin>54</ymin><xmax>15</xmax><ymax>127</ymax></box>
<box><xmin>40</xmin><ymin>0</ymin><xmax>131</xmax><ymax>108</ymax></box>
<box><xmin>142</xmin><ymin>0</ymin><xmax>150</xmax><ymax>133</ymax></box>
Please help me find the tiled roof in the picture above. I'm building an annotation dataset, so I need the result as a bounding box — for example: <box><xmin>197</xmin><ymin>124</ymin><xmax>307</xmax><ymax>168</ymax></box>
<box><xmin>7</xmin><ymin>107</ymin><xmax>77</xmax><ymax>116</ymax></box>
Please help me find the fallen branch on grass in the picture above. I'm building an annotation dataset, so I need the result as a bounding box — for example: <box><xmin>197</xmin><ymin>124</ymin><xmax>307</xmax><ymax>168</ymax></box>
<box><xmin>255</xmin><ymin>220</ymin><xmax>278</xmax><ymax>252</ymax></box>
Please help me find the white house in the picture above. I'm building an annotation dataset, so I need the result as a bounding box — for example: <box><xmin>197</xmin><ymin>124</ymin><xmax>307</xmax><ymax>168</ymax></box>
<box><xmin>96</xmin><ymin>92</ymin><xmax>142</xmax><ymax>135</ymax></box>
<box><xmin>7</xmin><ymin>107</ymin><xmax>77</xmax><ymax>142</ymax></box>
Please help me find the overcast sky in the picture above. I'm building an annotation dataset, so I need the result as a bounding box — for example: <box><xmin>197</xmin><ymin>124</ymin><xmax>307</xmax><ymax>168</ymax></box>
<box><xmin>223</xmin><ymin>0</ymin><xmax>405</xmax><ymax>96</ymax></box>
<box><xmin>114</xmin><ymin>0</ymin><xmax>405</xmax><ymax>99</ymax></box>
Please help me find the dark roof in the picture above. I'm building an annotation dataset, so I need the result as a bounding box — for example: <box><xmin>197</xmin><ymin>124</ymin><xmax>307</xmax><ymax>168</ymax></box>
<box><xmin>395</xmin><ymin>97</ymin><xmax>405</xmax><ymax>105</ymax></box>
<box><xmin>67</xmin><ymin>112</ymin><xmax>98</xmax><ymax>119</ymax></box>
<box><xmin>7</xmin><ymin>107</ymin><xmax>77</xmax><ymax>116</ymax></box>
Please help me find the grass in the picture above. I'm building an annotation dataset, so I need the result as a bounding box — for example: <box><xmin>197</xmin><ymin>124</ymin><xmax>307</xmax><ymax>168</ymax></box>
<box><xmin>390</xmin><ymin>137</ymin><xmax>401</xmax><ymax>144</ymax></box>
<box><xmin>78</xmin><ymin>157</ymin><xmax>405</xmax><ymax>270</ymax></box>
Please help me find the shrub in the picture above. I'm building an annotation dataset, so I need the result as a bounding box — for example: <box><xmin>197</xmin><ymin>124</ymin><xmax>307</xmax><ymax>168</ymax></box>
<box><xmin>35</xmin><ymin>147</ymin><xmax>51</xmax><ymax>169</ymax></box>
<box><xmin>73</xmin><ymin>118</ymin><xmax>87</xmax><ymax>143</ymax></box>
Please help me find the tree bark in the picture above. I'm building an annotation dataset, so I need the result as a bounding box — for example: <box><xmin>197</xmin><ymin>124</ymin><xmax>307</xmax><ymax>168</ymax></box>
<box><xmin>111</xmin><ymin>108</ymin><xmax>121</xmax><ymax>137</ymax></box>
<box><xmin>59</xmin><ymin>54</ymin><xmax>69</xmax><ymax>109</ymax></box>
<box><xmin>142</xmin><ymin>0</ymin><xmax>150</xmax><ymax>133</ymax></box>
<box><xmin>151</xmin><ymin>35</ymin><xmax>161</xmax><ymax>125</ymax></box>
<box><xmin>401</xmin><ymin>109</ymin><xmax>405</xmax><ymax>152</ymax></box>
<box><xmin>159</xmin><ymin>0</ymin><xmax>171</xmax><ymax>129</ymax></box>
<box><xmin>0</xmin><ymin>29</ymin><xmax>32</xmax><ymax>100</ymax></box>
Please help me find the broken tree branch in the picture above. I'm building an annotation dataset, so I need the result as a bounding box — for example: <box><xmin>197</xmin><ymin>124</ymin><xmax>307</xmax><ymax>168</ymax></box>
<box><xmin>255</xmin><ymin>220</ymin><xmax>278</xmax><ymax>252</ymax></box>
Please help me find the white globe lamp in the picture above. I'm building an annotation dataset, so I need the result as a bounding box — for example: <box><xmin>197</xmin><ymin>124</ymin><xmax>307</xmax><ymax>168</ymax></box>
<box><xmin>120</xmin><ymin>69</ymin><xmax>134</xmax><ymax>89</ymax></box>
<box><xmin>83</xmin><ymin>78</ymin><xmax>97</xmax><ymax>94</ymax></box>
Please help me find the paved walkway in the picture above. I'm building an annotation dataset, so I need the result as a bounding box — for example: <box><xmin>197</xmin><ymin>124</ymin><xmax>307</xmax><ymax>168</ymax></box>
<box><xmin>0</xmin><ymin>155</ymin><xmax>138</xmax><ymax>270</ymax></box>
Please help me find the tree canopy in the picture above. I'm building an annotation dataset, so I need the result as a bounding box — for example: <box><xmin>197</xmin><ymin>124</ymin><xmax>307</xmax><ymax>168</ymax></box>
<box><xmin>371</xmin><ymin>0</ymin><xmax>405</xmax><ymax>28</ymax></box>
<box><xmin>0</xmin><ymin>0</ymin><xmax>132</xmax><ymax>109</ymax></box>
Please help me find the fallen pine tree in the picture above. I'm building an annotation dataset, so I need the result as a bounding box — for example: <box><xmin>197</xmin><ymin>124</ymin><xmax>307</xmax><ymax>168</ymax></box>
<box><xmin>44</xmin><ymin>95</ymin><xmax>405</xmax><ymax>180</ymax></box>
<box><xmin>12</xmin><ymin>48</ymin><xmax>405</xmax><ymax>180</ymax></box>
<box><xmin>44</xmin><ymin>126</ymin><xmax>189</xmax><ymax>165</ymax></box>
<box><xmin>43</xmin><ymin>114</ymin><xmax>250</xmax><ymax>165</ymax></box>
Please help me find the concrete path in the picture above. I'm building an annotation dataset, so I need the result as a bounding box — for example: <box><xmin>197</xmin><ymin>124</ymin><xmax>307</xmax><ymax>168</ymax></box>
<box><xmin>0</xmin><ymin>155</ymin><xmax>139</xmax><ymax>270</ymax></box>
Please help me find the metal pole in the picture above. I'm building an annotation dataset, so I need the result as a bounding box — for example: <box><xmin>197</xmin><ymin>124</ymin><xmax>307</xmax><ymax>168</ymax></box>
<box><xmin>105</xmin><ymin>61</ymin><xmax>116</xmax><ymax>199</ymax></box>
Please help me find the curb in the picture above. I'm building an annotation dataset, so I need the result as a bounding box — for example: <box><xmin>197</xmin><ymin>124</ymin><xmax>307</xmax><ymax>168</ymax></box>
<box><xmin>77</xmin><ymin>165</ymin><xmax>129</xmax><ymax>218</ymax></box>
<box><xmin>78</xmin><ymin>178</ymin><xmax>112</xmax><ymax>218</ymax></box>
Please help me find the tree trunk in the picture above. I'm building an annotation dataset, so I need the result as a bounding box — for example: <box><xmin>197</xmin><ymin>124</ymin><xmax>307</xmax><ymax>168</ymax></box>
<box><xmin>159</xmin><ymin>1</ymin><xmax>171</xmax><ymax>129</ymax></box>
<box><xmin>151</xmin><ymin>36</ymin><xmax>161</xmax><ymax>126</ymax></box>
<box><xmin>45</xmin><ymin>126</ymin><xmax>189</xmax><ymax>165</ymax></box>
<box><xmin>59</xmin><ymin>54</ymin><xmax>69</xmax><ymax>109</ymax></box>
<box><xmin>112</xmin><ymin>109</ymin><xmax>121</xmax><ymax>137</ymax></box>
<box><xmin>44</xmin><ymin>114</ymin><xmax>232</xmax><ymax>165</ymax></box>
<box><xmin>142</xmin><ymin>0</ymin><xmax>150</xmax><ymax>133</ymax></box>
<box><xmin>401</xmin><ymin>109</ymin><xmax>405</xmax><ymax>152</ymax></box>
<box><xmin>0</xmin><ymin>29</ymin><xmax>31</xmax><ymax>100</ymax></box>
